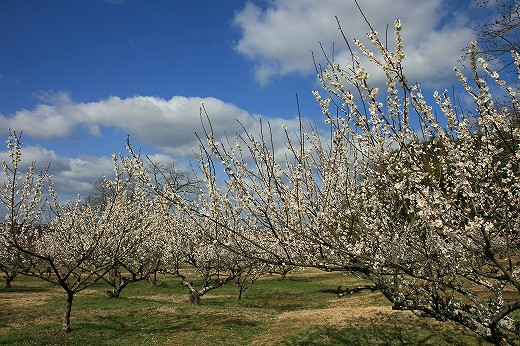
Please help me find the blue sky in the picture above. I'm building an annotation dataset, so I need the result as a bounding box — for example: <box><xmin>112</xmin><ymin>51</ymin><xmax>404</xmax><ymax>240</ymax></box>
<box><xmin>0</xmin><ymin>0</ymin><xmax>501</xmax><ymax>198</ymax></box>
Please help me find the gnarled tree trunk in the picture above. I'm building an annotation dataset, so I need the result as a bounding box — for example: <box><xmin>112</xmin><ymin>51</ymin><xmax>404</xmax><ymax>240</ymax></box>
<box><xmin>189</xmin><ymin>289</ymin><xmax>201</xmax><ymax>305</ymax></box>
<box><xmin>107</xmin><ymin>279</ymin><xmax>130</xmax><ymax>298</ymax></box>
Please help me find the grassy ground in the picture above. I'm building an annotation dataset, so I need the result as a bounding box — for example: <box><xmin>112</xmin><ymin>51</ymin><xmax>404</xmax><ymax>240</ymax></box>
<box><xmin>0</xmin><ymin>270</ymin><xmax>490</xmax><ymax>346</ymax></box>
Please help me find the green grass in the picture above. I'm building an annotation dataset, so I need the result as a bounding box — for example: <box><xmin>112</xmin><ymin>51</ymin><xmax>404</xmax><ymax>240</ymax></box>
<box><xmin>0</xmin><ymin>270</ymin><xmax>490</xmax><ymax>346</ymax></box>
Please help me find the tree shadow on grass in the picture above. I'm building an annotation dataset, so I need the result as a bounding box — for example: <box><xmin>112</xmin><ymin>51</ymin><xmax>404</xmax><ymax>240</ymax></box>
<box><xmin>0</xmin><ymin>285</ymin><xmax>50</xmax><ymax>294</ymax></box>
<box><xmin>280</xmin><ymin>325</ymin><xmax>489</xmax><ymax>346</ymax></box>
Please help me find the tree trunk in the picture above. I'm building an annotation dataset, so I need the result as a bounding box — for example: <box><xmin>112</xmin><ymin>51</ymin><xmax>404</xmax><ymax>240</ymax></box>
<box><xmin>5</xmin><ymin>274</ymin><xmax>15</xmax><ymax>288</ymax></box>
<box><xmin>189</xmin><ymin>290</ymin><xmax>201</xmax><ymax>305</ymax></box>
<box><xmin>236</xmin><ymin>280</ymin><xmax>249</xmax><ymax>299</ymax></box>
<box><xmin>62</xmin><ymin>291</ymin><xmax>74</xmax><ymax>332</ymax></box>
<box><xmin>107</xmin><ymin>279</ymin><xmax>130</xmax><ymax>298</ymax></box>
<box><xmin>149</xmin><ymin>271</ymin><xmax>157</xmax><ymax>287</ymax></box>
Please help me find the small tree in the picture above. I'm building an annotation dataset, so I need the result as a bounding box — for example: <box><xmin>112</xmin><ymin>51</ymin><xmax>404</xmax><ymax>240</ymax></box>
<box><xmin>98</xmin><ymin>153</ymin><xmax>166</xmax><ymax>297</ymax></box>
<box><xmin>0</xmin><ymin>130</ymin><xmax>49</xmax><ymax>289</ymax></box>
<box><xmin>0</xmin><ymin>130</ymin><xmax>114</xmax><ymax>332</ymax></box>
<box><xmin>144</xmin><ymin>158</ymin><xmax>200</xmax><ymax>287</ymax></box>
<box><xmin>37</xmin><ymin>198</ymin><xmax>114</xmax><ymax>332</ymax></box>
<box><xmin>234</xmin><ymin>260</ymin><xmax>267</xmax><ymax>299</ymax></box>
<box><xmin>160</xmin><ymin>208</ymin><xmax>243</xmax><ymax>304</ymax></box>
<box><xmin>0</xmin><ymin>235</ymin><xmax>27</xmax><ymax>288</ymax></box>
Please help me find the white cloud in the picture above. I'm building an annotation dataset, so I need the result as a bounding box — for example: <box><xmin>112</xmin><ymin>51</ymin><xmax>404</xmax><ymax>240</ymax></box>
<box><xmin>0</xmin><ymin>144</ymin><xmax>114</xmax><ymax>198</ymax></box>
<box><xmin>0</xmin><ymin>143</ymin><xmax>190</xmax><ymax>199</ymax></box>
<box><xmin>233</xmin><ymin>0</ymin><xmax>476</xmax><ymax>87</ymax></box>
<box><xmin>33</xmin><ymin>90</ymin><xmax>75</xmax><ymax>105</ymax></box>
<box><xmin>52</xmin><ymin>156</ymin><xmax>116</xmax><ymax>197</ymax></box>
<box><xmin>0</xmin><ymin>94</ymin><xmax>305</xmax><ymax>197</ymax></box>
<box><xmin>0</xmin><ymin>95</ymin><xmax>263</xmax><ymax>157</ymax></box>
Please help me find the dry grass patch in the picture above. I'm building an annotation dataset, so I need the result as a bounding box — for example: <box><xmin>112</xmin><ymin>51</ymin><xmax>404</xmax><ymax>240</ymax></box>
<box><xmin>250</xmin><ymin>290</ymin><xmax>399</xmax><ymax>346</ymax></box>
<box><xmin>130</xmin><ymin>294</ymin><xmax>187</xmax><ymax>304</ymax></box>
<box><xmin>0</xmin><ymin>295</ymin><xmax>48</xmax><ymax>309</ymax></box>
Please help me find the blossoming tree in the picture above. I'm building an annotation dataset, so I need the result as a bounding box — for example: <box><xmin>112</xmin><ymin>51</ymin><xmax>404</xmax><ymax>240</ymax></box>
<box><xmin>0</xmin><ymin>130</ymin><xmax>49</xmax><ymax>288</ymax></box>
<box><xmin>158</xmin><ymin>202</ymin><xmax>264</xmax><ymax>304</ymax></box>
<box><xmin>195</xmin><ymin>13</ymin><xmax>520</xmax><ymax>345</ymax></box>
<box><xmin>37</xmin><ymin>197</ymin><xmax>116</xmax><ymax>332</ymax></box>
<box><xmin>120</xmin><ymin>142</ymin><xmax>270</xmax><ymax>304</ymax></box>
<box><xmin>0</xmin><ymin>236</ymin><xmax>26</xmax><ymax>287</ymax></box>
<box><xmin>95</xmin><ymin>153</ymin><xmax>166</xmax><ymax>298</ymax></box>
<box><xmin>0</xmin><ymin>130</ymin><xmax>116</xmax><ymax>332</ymax></box>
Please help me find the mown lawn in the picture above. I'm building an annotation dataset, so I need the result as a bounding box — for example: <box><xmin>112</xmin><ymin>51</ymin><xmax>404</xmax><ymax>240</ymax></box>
<box><xmin>0</xmin><ymin>270</ymin><xmax>490</xmax><ymax>345</ymax></box>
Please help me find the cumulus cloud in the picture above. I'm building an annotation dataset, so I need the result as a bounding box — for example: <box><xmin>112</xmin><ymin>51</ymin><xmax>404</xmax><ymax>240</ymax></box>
<box><xmin>0</xmin><ymin>94</ymin><xmax>305</xmax><ymax>197</ymax></box>
<box><xmin>0</xmin><ymin>143</ymin><xmax>193</xmax><ymax>199</ymax></box>
<box><xmin>233</xmin><ymin>0</ymin><xmax>476</xmax><ymax>87</ymax></box>
<box><xmin>0</xmin><ymin>94</ymin><xmax>263</xmax><ymax>157</ymax></box>
<box><xmin>0</xmin><ymin>144</ymin><xmax>115</xmax><ymax>198</ymax></box>
<box><xmin>52</xmin><ymin>156</ymin><xmax>116</xmax><ymax>197</ymax></box>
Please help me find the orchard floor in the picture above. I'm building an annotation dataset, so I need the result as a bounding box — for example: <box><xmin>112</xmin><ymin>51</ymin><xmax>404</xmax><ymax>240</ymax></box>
<box><xmin>0</xmin><ymin>269</ymin><xmax>490</xmax><ymax>346</ymax></box>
